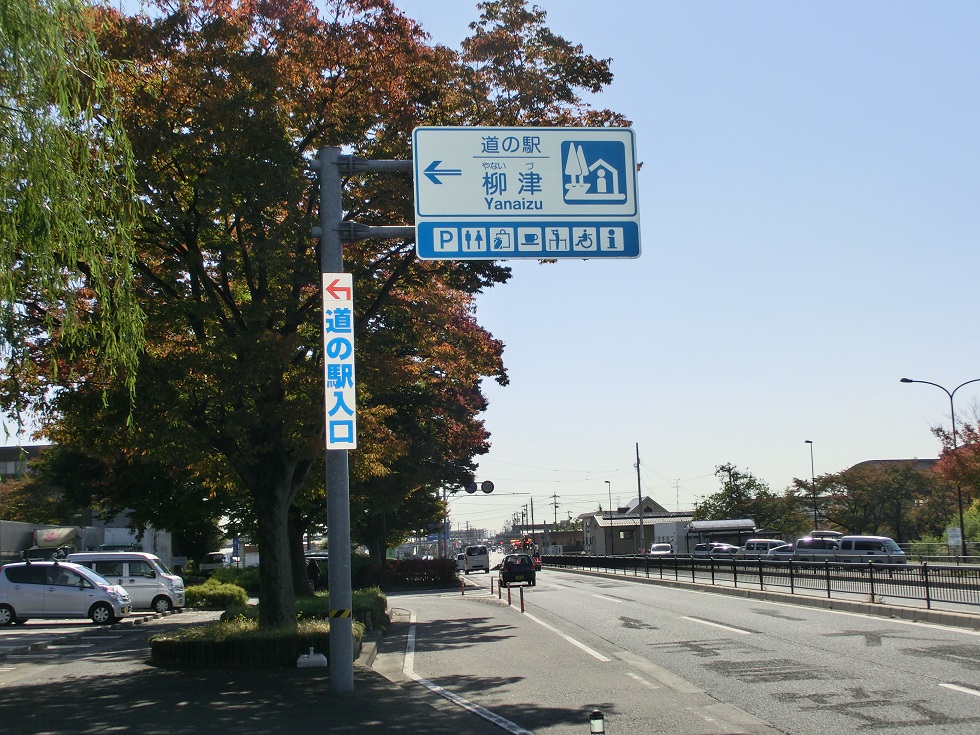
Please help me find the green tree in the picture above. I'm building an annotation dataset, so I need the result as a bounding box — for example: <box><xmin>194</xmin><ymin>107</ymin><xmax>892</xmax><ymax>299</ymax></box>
<box><xmin>41</xmin><ymin>0</ymin><xmax>627</xmax><ymax>630</ymax></box>
<box><xmin>0</xmin><ymin>0</ymin><xmax>143</xmax><ymax>417</ymax></box>
<box><xmin>28</xmin><ymin>444</ymin><xmax>226</xmax><ymax>563</ymax></box>
<box><xmin>693</xmin><ymin>464</ymin><xmax>791</xmax><ymax>531</ymax></box>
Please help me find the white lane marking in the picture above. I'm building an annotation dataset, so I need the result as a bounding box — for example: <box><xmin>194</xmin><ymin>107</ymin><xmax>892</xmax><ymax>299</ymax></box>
<box><xmin>593</xmin><ymin>594</ymin><xmax>625</xmax><ymax>603</ymax></box>
<box><xmin>403</xmin><ymin>612</ymin><xmax>534</xmax><ymax>735</ymax></box>
<box><xmin>626</xmin><ymin>671</ymin><xmax>660</xmax><ymax>690</ymax></box>
<box><xmin>682</xmin><ymin>616</ymin><xmax>752</xmax><ymax>635</ymax></box>
<box><xmin>940</xmin><ymin>682</ymin><xmax>980</xmax><ymax>698</ymax></box>
<box><xmin>522</xmin><ymin>612</ymin><xmax>611</xmax><ymax>661</ymax></box>
<box><xmin>402</xmin><ymin>612</ymin><xmax>417</xmax><ymax>676</ymax></box>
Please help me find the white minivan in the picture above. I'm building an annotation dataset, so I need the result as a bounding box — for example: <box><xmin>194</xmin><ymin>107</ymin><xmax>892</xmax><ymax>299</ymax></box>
<box><xmin>463</xmin><ymin>544</ymin><xmax>490</xmax><ymax>574</ymax></box>
<box><xmin>836</xmin><ymin>535</ymin><xmax>907</xmax><ymax>564</ymax></box>
<box><xmin>68</xmin><ymin>552</ymin><xmax>185</xmax><ymax>613</ymax></box>
<box><xmin>0</xmin><ymin>561</ymin><xmax>132</xmax><ymax>625</ymax></box>
<box><xmin>736</xmin><ymin>539</ymin><xmax>786</xmax><ymax>559</ymax></box>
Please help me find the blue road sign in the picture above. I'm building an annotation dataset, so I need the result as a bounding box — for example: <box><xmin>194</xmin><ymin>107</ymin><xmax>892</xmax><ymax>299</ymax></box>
<box><xmin>413</xmin><ymin>127</ymin><xmax>640</xmax><ymax>259</ymax></box>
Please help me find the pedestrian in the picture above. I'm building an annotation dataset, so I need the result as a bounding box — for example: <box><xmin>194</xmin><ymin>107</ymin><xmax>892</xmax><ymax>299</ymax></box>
<box><xmin>307</xmin><ymin>558</ymin><xmax>320</xmax><ymax>592</ymax></box>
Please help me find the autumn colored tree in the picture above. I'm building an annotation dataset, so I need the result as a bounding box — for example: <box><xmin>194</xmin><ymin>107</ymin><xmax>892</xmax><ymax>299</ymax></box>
<box><xmin>819</xmin><ymin>460</ymin><xmax>945</xmax><ymax>542</ymax></box>
<box><xmin>38</xmin><ymin>0</ymin><xmax>628</xmax><ymax>629</ymax></box>
<box><xmin>0</xmin><ymin>0</ymin><xmax>143</xmax><ymax>420</ymax></box>
<box><xmin>934</xmin><ymin>417</ymin><xmax>980</xmax><ymax>543</ymax></box>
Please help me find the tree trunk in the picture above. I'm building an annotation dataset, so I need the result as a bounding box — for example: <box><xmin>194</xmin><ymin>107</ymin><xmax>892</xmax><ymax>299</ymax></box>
<box><xmin>255</xmin><ymin>486</ymin><xmax>296</xmax><ymax>628</ymax></box>
<box><xmin>288</xmin><ymin>507</ymin><xmax>312</xmax><ymax>596</ymax></box>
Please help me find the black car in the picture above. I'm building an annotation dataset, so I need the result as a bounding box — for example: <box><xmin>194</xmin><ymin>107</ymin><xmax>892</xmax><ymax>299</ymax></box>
<box><xmin>498</xmin><ymin>553</ymin><xmax>536</xmax><ymax>587</ymax></box>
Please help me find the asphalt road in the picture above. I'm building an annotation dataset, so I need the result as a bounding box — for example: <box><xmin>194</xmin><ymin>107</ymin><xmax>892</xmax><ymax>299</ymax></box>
<box><xmin>381</xmin><ymin>565</ymin><xmax>980</xmax><ymax>735</ymax></box>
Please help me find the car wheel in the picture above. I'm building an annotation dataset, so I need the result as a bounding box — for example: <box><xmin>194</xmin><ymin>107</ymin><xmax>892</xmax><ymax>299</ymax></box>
<box><xmin>0</xmin><ymin>604</ymin><xmax>14</xmax><ymax>626</ymax></box>
<box><xmin>90</xmin><ymin>602</ymin><xmax>117</xmax><ymax>625</ymax></box>
<box><xmin>152</xmin><ymin>596</ymin><xmax>173</xmax><ymax>614</ymax></box>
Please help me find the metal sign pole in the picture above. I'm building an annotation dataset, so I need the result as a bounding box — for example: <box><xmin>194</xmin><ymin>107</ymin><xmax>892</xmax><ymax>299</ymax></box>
<box><xmin>316</xmin><ymin>147</ymin><xmax>413</xmax><ymax>692</ymax></box>
<box><xmin>318</xmin><ymin>146</ymin><xmax>354</xmax><ymax>692</ymax></box>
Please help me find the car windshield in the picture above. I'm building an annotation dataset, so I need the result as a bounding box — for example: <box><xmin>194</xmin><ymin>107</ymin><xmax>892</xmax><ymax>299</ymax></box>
<box><xmin>78</xmin><ymin>567</ymin><xmax>112</xmax><ymax>587</ymax></box>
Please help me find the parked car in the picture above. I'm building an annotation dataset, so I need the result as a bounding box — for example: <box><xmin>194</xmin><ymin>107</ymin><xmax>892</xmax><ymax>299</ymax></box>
<box><xmin>709</xmin><ymin>543</ymin><xmax>740</xmax><ymax>556</ymax></box>
<box><xmin>694</xmin><ymin>542</ymin><xmax>739</xmax><ymax>557</ymax></box>
<box><xmin>67</xmin><ymin>551</ymin><xmax>185</xmax><ymax>613</ymax></box>
<box><xmin>455</xmin><ymin>553</ymin><xmax>465</xmax><ymax>571</ymax></box>
<box><xmin>0</xmin><ymin>561</ymin><xmax>132</xmax><ymax>625</ymax></box>
<box><xmin>837</xmin><ymin>535</ymin><xmax>907</xmax><ymax>564</ymax></box>
<box><xmin>200</xmin><ymin>552</ymin><xmax>227</xmax><ymax>575</ymax></box>
<box><xmin>790</xmin><ymin>537</ymin><xmax>841</xmax><ymax>562</ymax></box>
<box><xmin>736</xmin><ymin>539</ymin><xmax>786</xmax><ymax>559</ymax></box>
<box><xmin>498</xmin><ymin>553</ymin><xmax>536</xmax><ymax>587</ymax></box>
<box><xmin>649</xmin><ymin>543</ymin><xmax>674</xmax><ymax>556</ymax></box>
<box><xmin>766</xmin><ymin>543</ymin><xmax>795</xmax><ymax>560</ymax></box>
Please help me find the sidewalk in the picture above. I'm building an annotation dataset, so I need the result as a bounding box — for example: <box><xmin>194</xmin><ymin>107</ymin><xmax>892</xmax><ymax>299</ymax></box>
<box><xmin>0</xmin><ymin>609</ymin><xmax>505</xmax><ymax>735</ymax></box>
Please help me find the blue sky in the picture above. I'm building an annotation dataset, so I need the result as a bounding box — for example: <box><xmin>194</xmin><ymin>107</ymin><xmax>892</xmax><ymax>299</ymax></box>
<box><xmin>394</xmin><ymin>0</ymin><xmax>980</xmax><ymax>534</ymax></box>
<box><xmin>9</xmin><ymin>1</ymin><xmax>978</xmax><ymax>540</ymax></box>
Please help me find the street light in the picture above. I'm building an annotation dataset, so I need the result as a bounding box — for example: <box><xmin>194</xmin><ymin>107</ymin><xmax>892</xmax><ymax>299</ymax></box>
<box><xmin>900</xmin><ymin>377</ymin><xmax>980</xmax><ymax>557</ymax></box>
<box><xmin>605</xmin><ymin>480</ymin><xmax>614</xmax><ymax>556</ymax></box>
<box><xmin>804</xmin><ymin>440</ymin><xmax>817</xmax><ymax>530</ymax></box>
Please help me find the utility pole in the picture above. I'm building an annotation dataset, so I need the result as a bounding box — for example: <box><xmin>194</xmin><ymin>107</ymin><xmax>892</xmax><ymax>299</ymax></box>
<box><xmin>551</xmin><ymin>492</ymin><xmax>560</xmax><ymax>524</ymax></box>
<box><xmin>635</xmin><ymin>443</ymin><xmax>645</xmax><ymax>554</ymax></box>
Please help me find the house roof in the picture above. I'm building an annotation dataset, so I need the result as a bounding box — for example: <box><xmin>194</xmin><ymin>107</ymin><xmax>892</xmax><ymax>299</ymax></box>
<box><xmin>687</xmin><ymin>519</ymin><xmax>756</xmax><ymax>532</ymax></box>
<box><xmin>847</xmin><ymin>458</ymin><xmax>938</xmax><ymax>472</ymax></box>
<box><xmin>623</xmin><ymin>495</ymin><xmax>671</xmax><ymax>515</ymax></box>
<box><xmin>590</xmin><ymin>513</ymin><xmax>693</xmax><ymax>528</ymax></box>
<box><xmin>0</xmin><ymin>444</ymin><xmax>48</xmax><ymax>464</ymax></box>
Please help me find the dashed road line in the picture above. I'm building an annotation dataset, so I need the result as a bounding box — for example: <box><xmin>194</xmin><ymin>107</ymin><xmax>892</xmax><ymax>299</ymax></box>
<box><xmin>626</xmin><ymin>671</ymin><xmax>660</xmax><ymax>689</ymax></box>
<box><xmin>593</xmin><ymin>594</ymin><xmax>625</xmax><ymax>603</ymax></box>
<box><xmin>682</xmin><ymin>616</ymin><xmax>753</xmax><ymax>635</ymax></box>
<box><xmin>940</xmin><ymin>682</ymin><xmax>980</xmax><ymax>698</ymax></box>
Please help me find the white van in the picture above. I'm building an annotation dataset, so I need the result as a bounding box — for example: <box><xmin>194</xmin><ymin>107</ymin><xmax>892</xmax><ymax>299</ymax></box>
<box><xmin>68</xmin><ymin>552</ymin><xmax>185</xmax><ymax>613</ymax></box>
<box><xmin>463</xmin><ymin>544</ymin><xmax>490</xmax><ymax>574</ymax></box>
<box><xmin>837</xmin><ymin>535</ymin><xmax>907</xmax><ymax>564</ymax></box>
<box><xmin>736</xmin><ymin>539</ymin><xmax>786</xmax><ymax>559</ymax></box>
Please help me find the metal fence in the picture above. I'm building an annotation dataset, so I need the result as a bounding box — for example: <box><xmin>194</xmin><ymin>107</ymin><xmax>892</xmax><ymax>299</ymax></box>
<box><xmin>542</xmin><ymin>554</ymin><xmax>980</xmax><ymax>611</ymax></box>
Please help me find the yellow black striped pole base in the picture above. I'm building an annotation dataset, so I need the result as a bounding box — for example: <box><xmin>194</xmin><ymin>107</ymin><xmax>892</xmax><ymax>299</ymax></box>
<box><xmin>328</xmin><ymin>609</ymin><xmax>352</xmax><ymax>618</ymax></box>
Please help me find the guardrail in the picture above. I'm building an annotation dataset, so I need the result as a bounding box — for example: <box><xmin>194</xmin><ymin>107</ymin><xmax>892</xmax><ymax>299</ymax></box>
<box><xmin>542</xmin><ymin>554</ymin><xmax>980</xmax><ymax>611</ymax></box>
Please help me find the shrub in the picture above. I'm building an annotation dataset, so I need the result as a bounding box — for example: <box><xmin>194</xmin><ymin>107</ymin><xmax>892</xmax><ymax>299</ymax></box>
<box><xmin>185</xmin><ymin>578</ymin><xmax>248</xmax><ymax>609</ymax></box>
<box><xmin>149</xmin><ymin>616</ymin><xmax>364</xmax><ymax>668</ymax></box>
<box><xmin>218</xmin><ymin>586</ymin><xmax>388</xmax><ymax>631</ymax></box>
<box><xmin>210</xmin><ymin>565</ymin><xmax>261</xmax><ymax>595</ymax></box>
<box><xmin>379</xmin><ymin>558</ymin><xmax>458</xmax><ymax>588</ymax></box>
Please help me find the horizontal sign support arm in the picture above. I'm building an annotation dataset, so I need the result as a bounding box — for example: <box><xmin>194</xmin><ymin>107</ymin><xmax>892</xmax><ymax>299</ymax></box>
<box><xmin>307</xmin><ymin>155</ymin><xmax>413</xmax><ymax>176</ymax></box>
<box><xmin>311</xmin><ymin>223</ymin><xmax>415</xmax><ymax>242</ymax></box>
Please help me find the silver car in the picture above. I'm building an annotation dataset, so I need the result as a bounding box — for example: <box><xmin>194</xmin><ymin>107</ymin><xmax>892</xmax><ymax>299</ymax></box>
<box><xmin>0</xmin><ymin>561</ymin><xmax>132</xmax><ymax>625</ymax></box>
